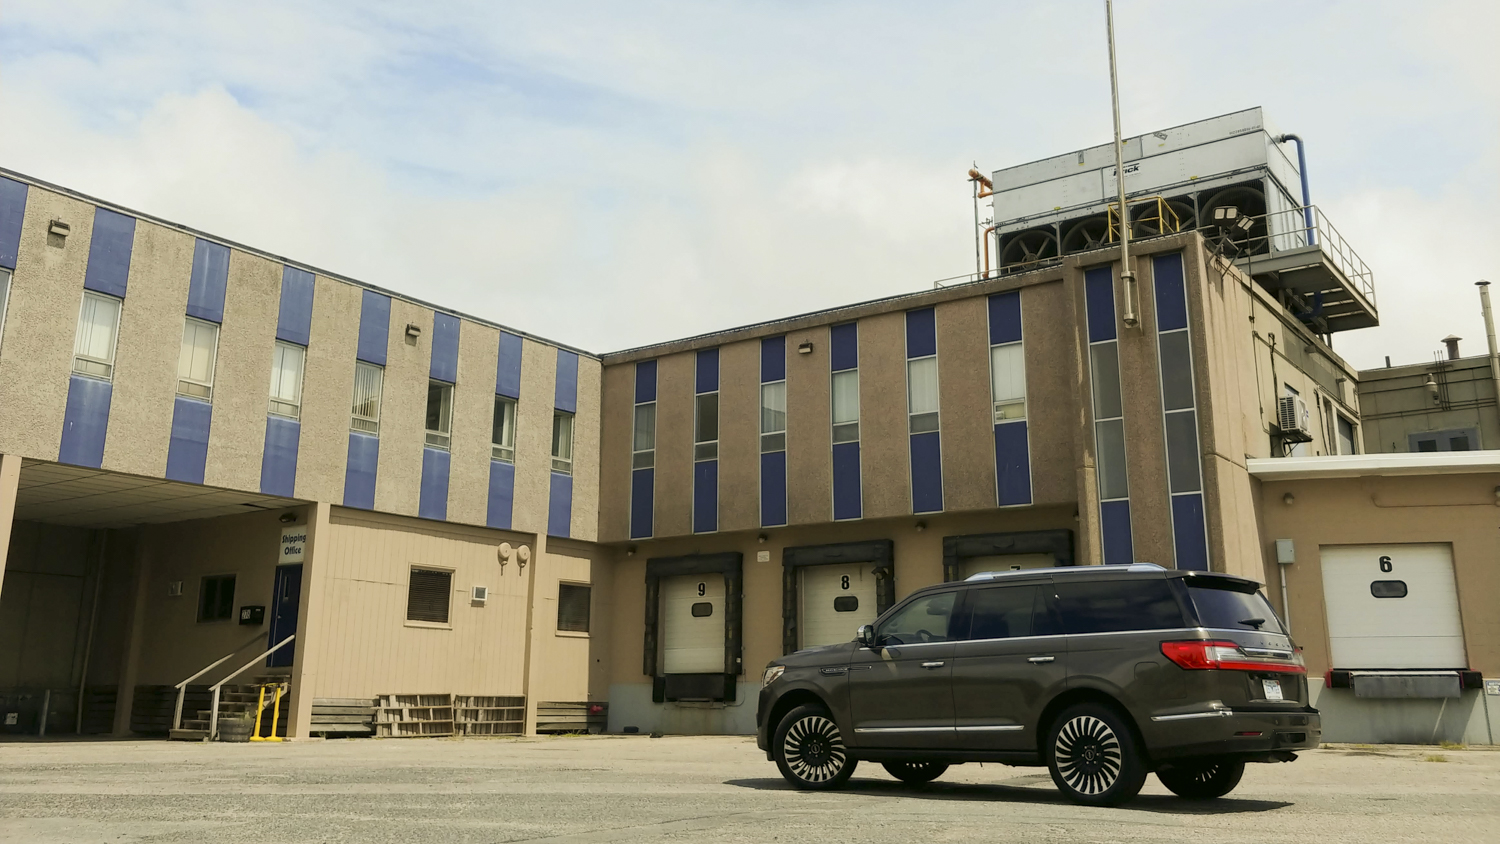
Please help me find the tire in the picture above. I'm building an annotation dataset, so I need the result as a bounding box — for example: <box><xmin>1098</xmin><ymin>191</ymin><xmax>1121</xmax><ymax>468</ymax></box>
<box><xmin>1156</xmin><ymin>758</ymin><xmax>1245</xmax><ymax>800</ymax></box>
<box><xmin>773</xmin><ymin>704</ymin><xmax>857</xmax><ymax>790</ymax></box>
<box><xmin>882</xmin><ymin>761</ymin><xmax>949</xmax><ymax>784</ymax></box>
<box><xmin>1044</xmin><ymin>703</ymin><xmax>1147</xmax><ymax>806</ymax></box>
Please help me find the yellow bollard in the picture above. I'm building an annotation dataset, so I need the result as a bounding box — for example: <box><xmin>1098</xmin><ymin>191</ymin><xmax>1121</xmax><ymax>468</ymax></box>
<box><xmin>249</xmin><ymin>684</ymin><xmax>268</xmax><ymax>742</ymax></box>
<box><xmin>265</xmin><ymin>684</ymin><xmax>285</xmax><ymax>742</ymax></box>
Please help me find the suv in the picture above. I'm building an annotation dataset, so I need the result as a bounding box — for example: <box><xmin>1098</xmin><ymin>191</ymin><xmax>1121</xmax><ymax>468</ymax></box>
<box><xmin>756</xmin><ymin>564</ymin><xmax>1320</xmax><ymax>806</ymax></box>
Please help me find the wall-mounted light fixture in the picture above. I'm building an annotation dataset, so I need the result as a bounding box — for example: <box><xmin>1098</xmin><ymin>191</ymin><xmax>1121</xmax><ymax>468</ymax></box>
<box><xmin>757</xmin><ymin>533</ymin><xmax>768</xmax><ymax>544</ymax></box>
<box><xmin>914</xmin><ymin>520</ymin><xmax>926</xmax><ymax>532</ymax></box>
<box><xmin>405</xmin><ymin>323</ymin><xmax>422</xmax><ymax>339</ymax></box>
<box><xmin>48</xmin><ymin>220</ymin><xmax>71</xmax><ymax>238</ymax></box>
<box><xmin>278</xmin><ymin>512</ymin><xmax>297</xmax><ymax>524</ymax></box>
<box><xmin>1282</xmin><ymin>492</ymin><xmax>1295</xmax><ymax>506</ymax></box>
<box><xmin>625</xmin><ymin>545</ymin><xmax>636</xmax><ymax>557</ymax></box>
<box><xmin>797</xmin><ymin>342</ymin><xmax>814</xmax><ymax>355</ymax></box>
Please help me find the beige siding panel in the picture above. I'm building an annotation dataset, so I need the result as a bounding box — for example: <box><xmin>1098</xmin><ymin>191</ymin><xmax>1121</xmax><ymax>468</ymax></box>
<box><xmin>530</xmin><ymin>540</ymin><xmax>605</xmax><ymax>703</ymax></box>
<box><xmin>203</xmin><ymin>250</ymin><xmax>281</xmax><ymax>492</ymax></box>
<box><xmin>373</xmin><ymin>298</ymin><xmax>432</xmax><ymax>517</ymax></box>
<box><xmin>858</xmin><ymin>312</ymin><xmax>909</xmax><ymax>520</ymax></box>
<box><xmin>448</xmin><ymin>320</ymin><xmax>500</xmax><ymax>527</ymax></box>
<box><xmin>1020</xmin><ymin>281</ymin><xmax>1078</xmax><ymax>507</ymax></box>
<box><xmin>511</xmin><ymin>338</ymin><xmax>557</xmax><ymax>537</ymax></box>
<box><xmin>786</xmin><ymin>326</ymin><xmax>831</xmax><ymax>525</ymax></box>
<box><xmin>294</xmin><ymin>276</ymin><xmax>361</xmax><ymax>504</ymax></box>
<box><xmin>652</xmin><ymin>351</ymin><xmax>693</xmax><ymax>538</ymax></box>
<box><xmin>312</xmin><ymin>510</ymin><xmax>532</xmax><ymax>698</ymax></box>
<box><xmin>936</xmin><ymin>298</ymin><xmax>994</xmax><ymax>513</ymax></box>
<box><xmin>597</xmin><ymin>362</ymin><xmax>633</xmax><ymax>542</ymax></box>
<box><xmin>100</xmin><ymin>220</ymin><xmax>193</xmax><ymax>477</ymax></box>
<box><xmin>717</xmin><ymin>340</ymin><xmax>759</xmax><ymax>533</ymax></box>
<box><xmin>0</xmin><ymin>189</ymin><xmax>95</xmax><ymax>461</ymax></box>
<box><xmin>570</xmin><ymin>356</ymin><xmax>602</xmax><ymax>541</ymax></box>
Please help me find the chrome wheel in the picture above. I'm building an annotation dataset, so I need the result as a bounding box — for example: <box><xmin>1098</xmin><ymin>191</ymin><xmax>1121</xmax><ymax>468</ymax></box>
<box><xmin>1054</xmin><ymin>715</ymin><xmax>1122</xmax><ymax>796</ymax></box>
<box><xmin>782</xmin><ymin>714</ymin><xmax>847</xmax><ymax>784</ymax></box>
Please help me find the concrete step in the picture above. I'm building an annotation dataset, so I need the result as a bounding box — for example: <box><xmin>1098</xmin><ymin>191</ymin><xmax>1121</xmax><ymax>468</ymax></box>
<box><xmin>182</xmin><ymin>719</ymin><xmax>209</xmax><ymax>730</ymax></box>
<box><xmin>169</xmin><ymin>728</ymin><xmax>209</xmax><ymax>741</ymax></box>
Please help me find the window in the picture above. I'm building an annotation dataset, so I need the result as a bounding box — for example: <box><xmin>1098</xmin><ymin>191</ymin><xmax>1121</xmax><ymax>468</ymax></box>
<box><xmin>962</xmin><ymin>585</ymin><xmax>1046</xmax><ymax>640</ymax></box>
<box><xmin>492</xmin><ymin>396</ymin><xmax>517</xmax><ymax>462</ymax></box>
<box><xmin>1408</xmin><ymin>427</ymin><xmax>1475</xmax><ymax>453</ymax></box>
<box><xmin>72</xmin><ymin>291</ymin><xmax>122</xmax><ymax>380</ymax></box>
<box><xmin>1336</xmin><ymin>415</ymin><xmax>1357</xmax><ymax>456</ymax></box>
<box><xmin>552</xmin><ymin>411</ymin><xmax>574</xmax><ymax>474</ymax></box>
<box><xmin>406</xmin><ymin>567</ymin><xmax>452</xmax><ymax>624</ymax></box>
<box><xmin>632</xmin><ymin>402</ymin><xmax>656</xmax><ymax>469</ymax></box>
<box><xmin>695</xmin><ymin>392</ymin><xmax>718</xmax><ymax>461</ymax></box>
<box><xmin>425</xmin><ymin>380</ymin><xmax>453</xmax><ymax>449</ymax></box>
<box><xmin>177</xmin><ymin>318</ymin><xmax>220</xmax><ymax>399</ymax></box>
<box><xmin>990</xmin><ymin>342</ymin><xmax>1026</xmax><ymax>423</ymax></box>
<box><xmin>1055</xmin><ymin>579</ymin><xmax>1184</xmax><ymax>635</ymax></box>
<box><xmin>0</xmin><ymin>268</ymin><xmax>11</xmax><ymax>352</ymax></box>
<box><xmin>1184</xmin><ymin>580</ymin><xmax>1283</xmax><ymax>634</ymax></box>
<box><xmin>876</xmin><ymin>590</ymin><xmax>956</xmax><ymax>645</ymax></box>
<box><xmin>268</xmin><ymin>341</ymin><xmax>305</xmax><ymax>418</ymax></box>
<box><xmin>832</xmin><ymin>369</ymin><xmax>859</xmax><ymax>443</ymax></box>
<box><xmin>197</xmin><ymin>574</ymin><xmax>236</xmax><ymax>623</ymax></box>
<box><xmin>760</xmin><ymin>380</ymin><xmax>786</xmax><ymax>453</ymax></box>
<box><xmin>906</xmin><ymin>356</ymin><xmax>939</xmax><ymax>433</ymax></box>
<box><xmin>350</xmin><ymin>361</ymin><xmax>384</xmax><ymax>434</ymax></box>
<box><xmin>1090</xmin><ymin>343</ymin><xmax>1128</xmax><ymax>501</ymax></box>
<box><xmin>557</xmin><ymin>583</ymin><xmax>591</xmax><ymax>633</ymax></box>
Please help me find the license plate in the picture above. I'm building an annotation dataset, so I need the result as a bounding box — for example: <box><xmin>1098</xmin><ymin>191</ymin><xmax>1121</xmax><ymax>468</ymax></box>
<box><xmin>1262</xmin><ymin>679</ymin><xmax>1284</xmax><ymax>701</ymax></box>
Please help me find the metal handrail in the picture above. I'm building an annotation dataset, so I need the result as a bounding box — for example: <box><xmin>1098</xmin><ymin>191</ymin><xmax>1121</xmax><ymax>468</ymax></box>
<box><xmin>1229</xmin><ymin>205</ymin><xmax>1376</xmax><ymax>306</ymax></box>
<box><xmin>171</xmin><ymin>633</ymin><xmax>272</xmax><ymax>732</ymax></box>
<box><xmin>208</xmin><ymin>635</ymin><xmax>296</xmax><ymax>740</ymax></box>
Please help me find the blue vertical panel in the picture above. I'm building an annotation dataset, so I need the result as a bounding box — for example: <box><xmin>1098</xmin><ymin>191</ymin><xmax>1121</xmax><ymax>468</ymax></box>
<box><xmin>829</xmin><ymin>323</ymin><xmax>858</xmax><ymax>371</ymax></box>
<box><xmin>760</xmin><ymin>451</ymin><xmax>787</xmax><ymax>527</ymax></box>
<box><xmin>486</xmin><ymin>460</ymin><xmax>516</xmax><ymax>529</ymax></box>
<box><xmin>495</xmin><ymin>331</ymin><xmax>523</xmax><ymax>398</ymax></box>
<box><xmin>760</xmin><ymin>336</ymin><xmax>785</xmax><ymax>383</ymax></box>
<box><xmin>909</xmin><ymin>430</ymin><xmax>944</xmax><ymax>513</ymax></box>
<box><xmin>165</xmin><ymin>397</ymin><xmax>213</xmax><ymax>484</ymax></box>
<box><xmin>555</xmin><ymin>349</ymin><xmax>579</xmax><ymax>413</ymax></box>
<box><xmin>548</xmin><ymin>472</ymin><xmax>573</xmax><ymax>538</ymax></box>
<box><xmin>1085</xmin><ymin>268</ymin><xmax>1117</xmax><ymax>343</ymax></box>
<box><xmin>276</xmin><ymin>267</ymin><xmax>315</xmax><ymax>345</ymax></box>
<box><xmin>630</xmin><ymin>468</ymin><xmax>654</xmax><ymax>539</ymax></box>
<box><xmin>185</xmin><ymin>239</ymin><xmax>230</xmax><ymax>323</ymax></box>
<box><xmin>430</xmin><ymin>312</ymin><xmax>461</xmax><ymax>383</ymax></box>
<box><xmin>994</xmin><ymin>422</ymin><xmax>1032</xmax><ymax>506</ymax></box>
<box><xmin>1100</xmin><ymin>500</ymin><xmax>1135</xmax><ymax>565</ymax></box>
<box><xmin>693</xmin><ymin>460</ymin><xmax>718</xmax><ymax>533</ymax></box>
<box><xmin>419</xmin><ymin>448</ymin><xmax>451</xmax><ymax>520</ymax></box>
<box><xmin>832</xmin><ymin>441</ymin><xmax>862</xmax><ymax>520</ymax></box>
<box><xmin>0</xmin><ymin>177</ymin><xmax>27</xmax><ymax>269</ymax></box>
<box><xmin>905</xmin><ymin>308</ymin><xmax>936</xmax><ymax>358</ymax></box>
<box><xmin>1171</xmin><ymin>494</ymin><xmax>1209</xmax><ymax>571</ymax></box>
<box><xmin>356</xmin><ymin>290</ymin><xmax>390</xmax><ymax>365</ymax></box>
<box><xmin>695</xmin><ymin>348</ymin><xmax>719</xmax><ymax>394</ymax></box>
<box><xmin>58</xmin><ymin>376</ymin><xmax>112</xmax><ymax>468</ymax></box>
<box><xmin>260</xmin><ymin>416</ymin><xmax>301</xmax><ymax>497</ymax></box>
<box><xmin>343</xmin><ymin>433</ymin><xmax>379</xmax><ymax>509</ymax></box>
<box><xmin>1154</xmin><ymin>254</ymin><xmax>1188</xmax><ymax>331</ymax></box>
<box><xmin>988</xmin><ymin>291</ymin><xmax>1022</xmax><ymax>344</ymax></box>
<box><xmin>83</xmin><ymin>208</ymin><xmax>136</xmax><ymax>298</ymax></box>
<box><xmin>634</xmin><ymin>359</ymin><xmax>657</xmax><ymax>403</ymax></box>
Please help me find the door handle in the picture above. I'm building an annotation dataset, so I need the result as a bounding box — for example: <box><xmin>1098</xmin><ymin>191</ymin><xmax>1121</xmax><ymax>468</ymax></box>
<box><xmin>921</xmin><ymin>661</ymin><xmax>945</xmax><ymax>669</ymax></box>
<box><xmin>1027</xmin><ymin>656</ymin><xmax>1056</xmax><ymax>664</ymax></box>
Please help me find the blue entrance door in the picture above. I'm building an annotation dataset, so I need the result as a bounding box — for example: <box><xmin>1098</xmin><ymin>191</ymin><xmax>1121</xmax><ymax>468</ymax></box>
<box><xmin>267</xmin><ymin>564</ymin><xmax>302</xmax><ymax>668</ymax></box>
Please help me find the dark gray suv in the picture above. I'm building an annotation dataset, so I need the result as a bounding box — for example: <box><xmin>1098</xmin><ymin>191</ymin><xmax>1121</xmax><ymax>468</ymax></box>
<box><xmin>756</xmin><ymin>564</ymin><xmax>1320</xmax><ymax>806</ymax></box>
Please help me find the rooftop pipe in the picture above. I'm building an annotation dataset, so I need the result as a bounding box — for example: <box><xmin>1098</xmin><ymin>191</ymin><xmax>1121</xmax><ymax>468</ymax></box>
<box><xmin>1275</xmin><ymin>134</ymin><xmax>1317</xmax><ymax>247</ymax></box>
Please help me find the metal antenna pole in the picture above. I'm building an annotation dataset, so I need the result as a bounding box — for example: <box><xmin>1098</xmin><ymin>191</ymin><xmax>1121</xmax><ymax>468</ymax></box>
<box><xmin>1106</xmin><ymin>0</ymin><xmax>1138</xmax><ymax>327</ymax></box>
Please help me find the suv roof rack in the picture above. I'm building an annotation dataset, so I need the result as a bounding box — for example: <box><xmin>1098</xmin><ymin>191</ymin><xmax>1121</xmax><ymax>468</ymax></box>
<box><xmin>964</xmin><ymin>563</ymin><xmax>1166</xmax><ymax>582</ymax></box>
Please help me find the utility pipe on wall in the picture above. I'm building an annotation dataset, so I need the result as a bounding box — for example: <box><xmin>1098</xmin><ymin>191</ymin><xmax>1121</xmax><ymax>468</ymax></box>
<box><xmin>1275</xmin><ymin>134</ymin><xmax>1316</xmax><ymax>247</ymax></box>
<box><xmin>1479</xmin><ymin>280</ymin><xmax>1500</xmax><ymax>419</ymax></box>
<box><xmin>1105</xmin><ymin>0</ymin><xmax>1139</xmax><ymax>327</ymax></box>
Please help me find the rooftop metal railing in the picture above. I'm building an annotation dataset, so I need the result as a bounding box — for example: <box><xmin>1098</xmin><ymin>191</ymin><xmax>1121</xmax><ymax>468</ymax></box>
<box><xmin>1232</xmin><ymin>205</ymin><xmax>1376</xmax><ymax>307</ymax></box>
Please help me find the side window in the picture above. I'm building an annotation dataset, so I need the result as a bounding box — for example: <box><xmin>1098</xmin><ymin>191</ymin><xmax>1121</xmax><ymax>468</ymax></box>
<box><xmin>73</xmin><ymin>291</ymin><xmax>123</xmax><ymax>380</ymax></box>
<box><xmin>406</xmin><ymin>567</ymin><xmax>453</xmax><ymax>624</ymax></box>
<box><xmin>962</xmin><ymin>585</ymin><xmax>1036</xmax><ymax>640</ymax></box>
<box><xmin>197</xmin><ymin>574</ymin><xmax>236</xmax><ymax>623</ymax></box>
<box><xmin>268</xmin><ymin>341</ymin><xmax>306</xmax><ymax>418</ymax></box>
<box><xmin>877</xmin><ymin>591</ymin><xmax>956</xmax><ymax>645</ymax></box>
<box><xmin>492</xmin><ymin>396</ymin><xmax>517</xmax><ymax>462</ymax></box>
<box><xmin>351</xmin><ymin>361</ymin><xmax>384</xmax><ymax>435</ymax></box>
<box><xmin>1055</xmin><ymin>579</ymin><xmax>1184</xmax><ymax>634</ymax></box>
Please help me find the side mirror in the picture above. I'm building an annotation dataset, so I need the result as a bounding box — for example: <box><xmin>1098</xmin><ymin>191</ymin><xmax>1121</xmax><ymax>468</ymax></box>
<box><xmin>857</xmin><ymin>624</ymin><xmax>877</xmax><ymax>648</ymax></box>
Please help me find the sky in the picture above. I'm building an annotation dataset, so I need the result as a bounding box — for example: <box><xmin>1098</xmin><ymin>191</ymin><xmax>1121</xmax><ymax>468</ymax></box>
<box><xmin>1</xmin><ymin>1</ymin><xmax>1496</xmax><ymax>368</ymax></box>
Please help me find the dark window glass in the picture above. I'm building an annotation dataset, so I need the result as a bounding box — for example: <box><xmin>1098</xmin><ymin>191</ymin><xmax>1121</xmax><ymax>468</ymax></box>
<box><xmin>1450</xmin><ymin>436</ymin><xmax>1470</xmax><ymax>451</ymax></box>
<box><xmin>1158</xmin><ymin>331</ymin><xmax>1194</xmax><ymax>411</ymax></box>
<box><xmin>197</xmin><ymin>574</ymin><xmax>236</xmax><ymax>622</ymax></box>
<box><xmin>1090</xmin><ymin>343</ymin><xmax>1123</xmax><ymax>419</ymax></box>
<box><xmin>1371</xmin><ymin>580</ymin><xmax>1408</xmax><ymax>599</ymax></box>
<box><xmin>1184</xmin><ymin>580</ymin><xmax>1283</xmax><ymax>633</ymax></box>
<box><xmin>963</xmin><ymin>585</ymin><xmax>1036</xmax><ymax>640</ymax></box>
<box><xmin>1417</xmin><ymin>439</ymin><xmax>1438</xmax><ymax>453</ymax></box>
<box><xmin>1055</xmin><ymin>579</ymin><xmax>1183</xmax><ymax>634</ymax></box>
<box><xmin>877</xmin><ymin>591</ymin><xmax>956</xmax><ymax>645</ymax></box>
<box><xmin>558</xmin><ymin>583</ymin><xmax>591</xmax><ymax>632</ymax></box>
<box><xmin>833</xmin><ymin>595</ymin><xmax>859</xmax><ymax>613</ymax></box>
<box><xmin>406</xmin><ymin>568</ymin><xmax>452</xmax><ymax>624</ymax></box>
<box><xmin>691</xmin><ymin>602</ymin><xmax>714</xmax><ymax>618</ymax></box>
<box><xmin>1165</xmin><ymin>410</ymin><xmax>1202</xmax><ymax>493</ymax></box>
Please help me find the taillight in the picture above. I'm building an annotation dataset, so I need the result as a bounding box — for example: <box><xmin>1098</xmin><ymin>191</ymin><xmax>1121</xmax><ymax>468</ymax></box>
<box><xmin>1160</xmin><ymin>640</ymin><xmax>1306</xmax><ymax>674</ymax></box>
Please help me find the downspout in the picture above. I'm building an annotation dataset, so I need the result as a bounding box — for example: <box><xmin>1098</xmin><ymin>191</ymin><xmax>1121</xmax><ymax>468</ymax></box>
<box><xmin>1479</xmin><ymin>280</ymin><xmax>1500</xmax><ymax>422</ymax></box>
<box><xmin>1105</xmin><ymin>0</ymin><xmax>1139</xmax><ymax>327</ymax></box>
<box><xmin>1275</xmin><ymin>134</ymin><xmax>1316</xmax><ymax>246</ymax></box>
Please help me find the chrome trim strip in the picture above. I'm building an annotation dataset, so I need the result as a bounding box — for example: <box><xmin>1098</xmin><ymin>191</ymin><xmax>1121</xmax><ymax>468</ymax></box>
<box><xmin>853</xmin><ymin>726</ymin><xmax>955</xmax><ymax>734</ymax></box>
<box><xmin>955</xmin><ymin>725</ymin><xmax>1025</xmax><ymax>732</ymax></box>
<box><xmin>1151</xmin><ymin>710</ymin><xmax>1235</xmax><ymax>722</ymax></box>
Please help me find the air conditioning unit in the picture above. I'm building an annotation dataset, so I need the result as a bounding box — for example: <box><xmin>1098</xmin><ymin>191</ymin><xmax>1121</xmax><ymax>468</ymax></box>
<box><xmin>1277</xmin><ymin>395</ymin><xmax>1311</xmax><ymax>440</ymax></box>
<box><xmin>471</xmin><ymin>585</ymin><xmax>489</xmax><ymax>605</ymax></box>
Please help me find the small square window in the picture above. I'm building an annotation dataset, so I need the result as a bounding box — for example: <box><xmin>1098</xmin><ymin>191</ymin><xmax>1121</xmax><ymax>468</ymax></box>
<box><xmin>557</xmin><ymin>583</ymin><xmax>591</xmax><ymax>633</ymax></box>
<box><xmin>406</xmin><ymin>567</ymin><xmax>452</xmax><ymax>624</ymax></box>
<box><xmin>197</xmin><ymin>574</ymin><xmax>236</xmax><ymax>623</ymax></box>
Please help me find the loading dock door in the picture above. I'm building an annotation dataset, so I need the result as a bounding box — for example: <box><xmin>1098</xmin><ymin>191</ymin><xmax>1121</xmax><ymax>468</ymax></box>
<box><xmin>1320</xmin><ymin>544</ymin><xmax>1466</xmax><ymax>669</ymax></box>
<box><xmin>962</xmin><ymin>553</ymin><xmax>1054</xmax><ymax>580</ymax></box>
<box><xmin>661</xmin><ymin>573</ymin><xmax>726</xmax><ymax>674</ymax></box>
<box><xmin>799</xmin><ymin>563</ymin><xmax>878</xmax><ymax>649</ymax></box>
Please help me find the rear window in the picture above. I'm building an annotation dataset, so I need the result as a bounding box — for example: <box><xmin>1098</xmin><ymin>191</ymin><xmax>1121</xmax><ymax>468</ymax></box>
<box><xmin>1055</xmin><ymin>579</ymin><xmax>1184</xmax><ymax>634</ymax></box>
<box><xmin>1185</xmin><ymin>581</ymin><xmax>1284</xmax><ymax>634</ymax></box>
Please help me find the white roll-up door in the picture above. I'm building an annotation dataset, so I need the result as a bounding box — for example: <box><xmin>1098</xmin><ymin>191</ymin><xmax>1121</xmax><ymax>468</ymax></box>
<box><xmin>661</xmin><ymin>574</ymin><xmax>725</xmax><ymax>674</ymax></box>
<box><xmin>1319</xmin><ymin>543</ymin><xmax>1466</xmax><ymax>669</ymax></box>
<box><xmin>799</xmin><ymin>563</ymin><xmax>878</xmax><ymax>649</ymax></box>
<box><xmin>962</xmin><ymin>553</ymin><xmax>1055</xmax><ymax>580</ymax></box>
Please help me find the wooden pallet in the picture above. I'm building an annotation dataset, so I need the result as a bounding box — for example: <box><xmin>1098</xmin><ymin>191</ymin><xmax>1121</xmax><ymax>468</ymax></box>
<box><xmin>536</xmin><ymin>701</ymin><xmax>607</xmax><ymax>735</ymax></box>
<box><xmin>454</xmin><ymin>695</ymin><xmax>525</xmax><ymax>736</ymax></box>
<box><xmin>374</xmin><ymin>694</ymin><xmax>454</xmax><ymax>737</ymax></box>
<box><xmin>311</xmin><ymin>698</ymin><xmax>376</xmax><ymax>736</ymax></box>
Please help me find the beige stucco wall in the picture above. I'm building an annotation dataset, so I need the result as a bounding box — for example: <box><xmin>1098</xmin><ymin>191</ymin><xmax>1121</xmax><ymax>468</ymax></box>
<box><xmin>651</xmin><ymin>351</ymin><xmax>693</xmax><ymax>537</ymax></box>
<box><xmin>786</xmin><ymin>326</ymin><xmax>831</xmax><ymax>526</ymax></box>
<box><xmin>511</xmin><ymin>338</ymin><xmax>559</xmax><ymax>536</ymax></box>
<box><xmin>202</xmin><ymin>250</ymin><xmax>280</xmax><ymax>492</ymax></box>
<box><xmin>858</xmin><ymin>312</ymin><xmax>910</xmax><ymax>520</ymax></box>
<box><xmin>294</xmin><ymin>275</ymin><xmax>361</xmax><ymax>504</ymax></box>
<box><xmin>447</xmin><ymin>319</ymin><xmax>500</xmax><ymax>527</ymax></box>
<box><xmin>1118</xmin><ymin>256</ymin><xmax>1172</xmax><ymax>568</ymax></box>
<box><xmin>570</xmin><ymin>356</ymin><xmax>602</xmax><ymax>542</ymax></box>
<box><xmin>1021</xmin><ymin>278</ymin><xmax>1079</xmax><ymax>507</ymax></box>
<box><xmin>596</xmin><ymin>362</ymin><xmax>634</xmax><ymax>541</ymax></box>
<box><xmin>935</xmin><ymin>297</ymin><xmax>995</xmax><ymax>513</ymax></box>
<box><xmin>373</xmin><ymin>298</ymin><xmax>431</xmax><ymax>517</ymax></box>
<box><xmin>717</xmin><ymin>340</ymin><xmax>760</xmax><ymax>533</ymax></box>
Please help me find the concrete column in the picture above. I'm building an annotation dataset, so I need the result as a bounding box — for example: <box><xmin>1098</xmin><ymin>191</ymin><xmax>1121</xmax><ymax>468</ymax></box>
<box><xmin>0</xmin><ymin>453</ymin><xmax>20</xmax><ymax>607</ymax></box>
<box><xmin>287</xmin><ymin>502</ymin><xmax>331</xmax><ymax>739</ymax></box>
<box><xmin>111</xmin><ymin>528</ymin><xmax>153</xmax><ymax>736</ymax></box>
<box><xmin>521</xmin><ymin>533</ymin><xmax>547</xmax><ymax>736</ymax></box>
